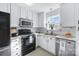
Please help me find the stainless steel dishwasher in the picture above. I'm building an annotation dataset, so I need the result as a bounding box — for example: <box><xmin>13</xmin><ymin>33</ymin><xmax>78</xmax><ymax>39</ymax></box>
<box><xmin>59</xmin><ymin>39</ymin><xmax>66</xmax><ymax>56</ymax></box>
<box><xmin>65</xmin><ymin>40</ymin><xmax>75</xmax><ymax>56</ymax></box>
<box><xmin>56</xmin><ymin>38</ymin><xmax>75</xmax><ymax>56</ymax></box>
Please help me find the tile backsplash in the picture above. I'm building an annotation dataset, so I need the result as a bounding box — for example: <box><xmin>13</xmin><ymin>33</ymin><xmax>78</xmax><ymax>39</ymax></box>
<box><xmin>53</xmin><ymin>27</ymin><xmax>76</xmax><ymax>37</ymax></box>
<box><xmin>32</xmin><ymin>27</ymin><xmax>47</xmax><ymax>33</ymax></box>
<box><xmin>32</xmin><ymin>27</ymin><xmax>76</xmax><ymax>37</ymax></box>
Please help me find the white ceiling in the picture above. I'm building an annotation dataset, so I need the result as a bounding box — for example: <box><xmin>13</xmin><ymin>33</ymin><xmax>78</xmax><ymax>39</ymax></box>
<box><xmin>18</xmin><ymin>3</ymin><xmax>60</xmax><ymax>12</ymax></box>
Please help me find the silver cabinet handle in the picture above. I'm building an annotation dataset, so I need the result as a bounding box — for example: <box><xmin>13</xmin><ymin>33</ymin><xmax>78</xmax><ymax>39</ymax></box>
<box><xmin>16</xmin><ymin>53</ymin><xmax>18</xmax><ymax>55</ymax></box>
<box><xmin>16</xmin><ymin>48</ymin><xmax>18</xmax><ymax>50</ymax></box>
<box><xmin>50</xmin><ymin>38</ymin><xmax>52</xmax><ymax>40</ymax></box>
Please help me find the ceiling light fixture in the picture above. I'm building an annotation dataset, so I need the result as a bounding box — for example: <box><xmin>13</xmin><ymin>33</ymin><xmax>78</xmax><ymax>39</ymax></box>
<box><xmin>26</xmin><ymin>3</ymin><xmax>33</xmax><ymax>6</ymax></box>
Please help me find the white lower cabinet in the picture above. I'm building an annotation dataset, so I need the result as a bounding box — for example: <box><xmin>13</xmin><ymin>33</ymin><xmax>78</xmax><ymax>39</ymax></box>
<box><xmin>39</xmin><ymin>35</ymin><xmax>47</xmax><ymax>50</ymax></box>
<box><xmin>41</xmin><ymin>35</ymin><xmax>48</xmax><ymax>50</ymax></box>
<box><xmin>11</xmin><ymin>36</ymin><xmax>21</xmax><ymax>56</ymax></box>
<box><xmin>48</xmin><ymin>37</ymin><xmax>55</xmax><ymax>55</ymax></box>
<box><xmin>38</xmin><ymin>34</ymin><xmax>55</xmax><ymax>55</ymax></box>
<box><xmin>35</xmin><ymin>34</ymin><xmax>40</xmax><ymax>47</ymax></box>
<box><xmin>39</xmin><ymin>35</ymin><xmax>44</xmax><ymax>48</ymax></box>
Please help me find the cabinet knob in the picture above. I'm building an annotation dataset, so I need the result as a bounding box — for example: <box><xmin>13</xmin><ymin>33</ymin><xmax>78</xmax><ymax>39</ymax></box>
<box><xmin>16</xmin><ymin>43</ymin><xmax>18</xmax><ymax>45</ymax></box>
<box><xmin>16</xmin><ymin>53</ymin><xmax>18</xmax><ymax>55</ymax></box>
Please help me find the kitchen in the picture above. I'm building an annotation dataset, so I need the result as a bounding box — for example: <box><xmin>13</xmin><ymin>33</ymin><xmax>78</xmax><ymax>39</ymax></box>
<box><xmin>0</xmin><ymin>3</ymin><xmax>78</xmax><ymax>56</ymax></box>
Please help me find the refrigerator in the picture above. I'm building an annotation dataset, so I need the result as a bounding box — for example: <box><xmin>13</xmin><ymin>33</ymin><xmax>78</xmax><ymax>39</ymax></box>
<box><xmin>0</xmin><ymin>11</ymin><xmax>10</xmax><ymax>56</ymax></box>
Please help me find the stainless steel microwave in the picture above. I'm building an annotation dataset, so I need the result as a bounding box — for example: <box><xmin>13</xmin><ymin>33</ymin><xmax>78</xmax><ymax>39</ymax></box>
<box><xmin>19</xmin><ymin>18</ymin><xmax>33</xmax><ymax>28</ymax></box>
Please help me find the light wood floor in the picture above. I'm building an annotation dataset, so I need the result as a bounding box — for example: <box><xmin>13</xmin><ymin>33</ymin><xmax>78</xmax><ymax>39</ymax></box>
<box><xmin>26</xmin><ymin>48</ymin><xmax>53</xmax><ymax>56</ymax></box>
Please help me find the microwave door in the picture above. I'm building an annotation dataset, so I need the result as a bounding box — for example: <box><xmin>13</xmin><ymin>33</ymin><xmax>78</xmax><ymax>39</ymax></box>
<box><xmin>19</xmin><ymin>19</ymin><xmax>22</xmax><ymax>27</ymax></box>
<box><xmin>19</xmin><ymin>19</ymin><xmax>32</xmax><ymax>27</ymax></box>
<box><xmin>20</xmin><ymin>21</ymin><xmax>26</xmax><ymax>27</ymax></box>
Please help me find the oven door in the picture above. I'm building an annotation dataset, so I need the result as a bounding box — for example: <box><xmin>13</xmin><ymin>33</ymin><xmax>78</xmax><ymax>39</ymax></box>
<box><xmin>22</xmin><ymin>35</ymin><xmax>34</xmax><ymax>47</ymax></box>
<box><xmin>21</xmin><ymin>34</ymin><xmax>36</xmax><ymax>56</ymax></box>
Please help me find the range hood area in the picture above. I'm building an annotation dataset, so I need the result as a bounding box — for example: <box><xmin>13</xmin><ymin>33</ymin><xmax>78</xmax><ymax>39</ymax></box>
<box><xmin>0</xmin><ymin>3</ymin><xmax>79</xmax><ymax>56</ymax></box>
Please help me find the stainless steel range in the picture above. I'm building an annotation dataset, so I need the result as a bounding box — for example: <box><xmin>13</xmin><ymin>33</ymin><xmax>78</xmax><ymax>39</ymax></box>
<box><xmin>18</xmin><ymin>29</ymin><xmax>36</xmax><ymax>56</ymax></box>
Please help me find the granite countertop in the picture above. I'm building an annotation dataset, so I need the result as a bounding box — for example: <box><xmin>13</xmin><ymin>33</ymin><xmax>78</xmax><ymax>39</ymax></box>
<box><xmin>34</xmin><ymin>33</ymin><xmax>76</xmax><ymax>41</ymax></box>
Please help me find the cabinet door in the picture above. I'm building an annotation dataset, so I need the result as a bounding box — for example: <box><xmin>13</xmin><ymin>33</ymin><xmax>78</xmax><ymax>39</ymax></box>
<box><xmin>39</xmin><ymin>35</ymin><xmax>44</xmax><ymax>48</ymax></box>
<box><xmin>36</xmin><ymin>34</ymin><xmax>40</xmax><ymax>47</ymax></box>
<box><xmin>20</xmin><ymin>7</ymin><xmax>28</xmax><ymax>18</ymax></box>
<box><xmin>7</xmin><ymin>3</ymin><xmax>10</xmax><ymax>13</ymax></box>
<box><xmin>38</xmin><ymin>35</ymin><xmax>42</xmax><ymax>46</ymax></box>
<box><xmin>0</xmin><ymin>3</ymin><xmax>10</xmax><ymax>13</ymax></box>
<box><xmin>11</xmin><ymin>36</ymin><xmax>21</xmax><ymax>56</ymax></box>
<box><xmin>60</xmin><ymin>3</ymin><xmax>75</xmax><ymax>26</ymax></box>
<box><xmin>10</xmin><ymin>3</ymin><xmax>20</xmax><ymax>27</ymax></box>
<box><xmin>28</xmin><ymin>9</ymin><xmax>33</xmax><ymax>20</ymax></box>
<box><xmin>38</xmin><ymin>12</ymin><xmax>44</xmax><ymax>27</ymax></box>
<box><xmin>39</xmin><ymin>35</ymin><xmax>48</xmax><ymax>50</ymax></box>
<box><xmin>33</xmin><ymin>12</ymin><xmax>38</xmax><ymax>27</ymax></box>
<box><xmin>42</xmin><ymin>36</ymin><xmax>48</xmax><ymax>50</ymax></box>
<box><xmin>48</xmin><ymin>37</ymin><xmax>55</xmax><ymax>55</ymax></box>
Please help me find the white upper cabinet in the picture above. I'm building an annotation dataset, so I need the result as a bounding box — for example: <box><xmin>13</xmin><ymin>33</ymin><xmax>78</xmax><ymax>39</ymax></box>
<box><xmin>7</xmin><ymin>3</ymin><xmax>10</xmax><ymax>13</ymax></box>
<box><xmin>60</xmin><ymin>3</ymin><xmax>75</xmax><ymax>26</ymax></box>
<box><xmin>21</xmin><ymin>7</ymin><xmax>33</xmax><ymax>20</ymax></box>
<box><xmin>38</xmin><ymin>12</ymin><xmax>44</xmax><ymax>27</ymax></box>
<box><xmin>20</xmin><ymin>7</ymin><xmax>28</xmax><ymax>19</ymax></box>
<box><xmin>28</xmin><ymin>9</ymin><xmax>33</xmax><ymax>20</ymax></box>
<box><xmin>10</xmin><ymin>3</ymin><xmax>20</xmax><ymax>27</ymax></box>
<box><xmin>0</xmin><ymin>3</ymin><xmax>10</xmax><ymax>13</ymax></box>
<box><xmin>33</xmin><ymin>11</ymin><xmax>38</xmax><ymax>27</ymax></box>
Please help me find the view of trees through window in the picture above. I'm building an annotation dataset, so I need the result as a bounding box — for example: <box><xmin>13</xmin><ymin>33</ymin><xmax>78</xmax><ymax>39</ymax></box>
<box><xmin>46</xmin><ymin>15</ymin><xmax>60</xmax><ymax>30</ymax></box>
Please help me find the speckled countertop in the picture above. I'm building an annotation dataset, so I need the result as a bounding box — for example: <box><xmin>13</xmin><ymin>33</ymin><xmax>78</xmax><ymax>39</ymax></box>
<box><xmin>34</xmin><ymin>33</ymin><xmax>76</xmax><ymax>41</ymax></box>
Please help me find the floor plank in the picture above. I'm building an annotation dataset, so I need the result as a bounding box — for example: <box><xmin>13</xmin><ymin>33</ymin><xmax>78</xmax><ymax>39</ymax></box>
<box><xmin>26</xmin><ymin>48</ymin><xmax>53</xmax><ymax>56</ymax></box>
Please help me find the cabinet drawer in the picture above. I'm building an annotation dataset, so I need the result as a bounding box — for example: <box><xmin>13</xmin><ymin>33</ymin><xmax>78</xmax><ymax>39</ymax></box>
<box><xmin>11</xmin><ymin>52</ymin><xmax>21</xmax><ymax>56</ymax></box>
<box><xmin>11</xmin><ymin>46</ymin><xmax>21</xmax><ymax>56</ymax></box>
<box><xmin>11</xmin><ymin>45</ymin><xmax>21</xmax><ymax>50</ymax></box>
<box><xmin>11</xmin><ymin>48</ymin><xmax>21</xmax><ymax>53</ymax></box>
<box><xmin>11</xmin><ymin>38</ymin><xmax>21</xmax><ymax>42</ymax></box>
<box><xmin>11</xmin><ymin>42</ymin><xmax>21</xmax><ymax>48</ymax></box>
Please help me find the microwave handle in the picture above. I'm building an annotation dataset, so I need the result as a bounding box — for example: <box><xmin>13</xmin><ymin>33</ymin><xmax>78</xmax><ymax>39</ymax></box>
<box><xmin>32</xmin><ymin>22</ymin><xmax>33</xmax><ymax>26</ymax></box>
<box><xmin>19</xmin><ymin>18</ymin><xmax>22</xmax><ymax>26</ymax></box>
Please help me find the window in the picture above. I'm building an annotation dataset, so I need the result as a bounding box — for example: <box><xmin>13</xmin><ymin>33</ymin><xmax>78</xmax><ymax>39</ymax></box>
<box><xmin>46</xmin><ymin>15</ymin><xmax>60</xmax><ymax>30</ymax></box>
